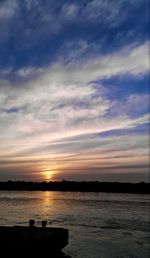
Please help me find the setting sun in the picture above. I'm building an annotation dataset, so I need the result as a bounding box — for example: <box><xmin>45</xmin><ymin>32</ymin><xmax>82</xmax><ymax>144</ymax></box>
<box><xmin>44</xmin><ymin>170</ymin><xmax>55</xmax><ymax>181</ymax></box>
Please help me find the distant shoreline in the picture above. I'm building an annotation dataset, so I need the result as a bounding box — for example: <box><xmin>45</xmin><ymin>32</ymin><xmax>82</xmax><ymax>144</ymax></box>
<box><xmin>0</xmin><ymin>181</ymin><xmax>149</xmax><ymax>194</ymax></box>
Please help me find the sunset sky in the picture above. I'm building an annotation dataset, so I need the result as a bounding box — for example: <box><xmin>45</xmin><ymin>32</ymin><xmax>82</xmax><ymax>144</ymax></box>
<box><xmin>0</xmin><ymin>0</ymin><xmax>149</xmax><ymax>182</ymax></box>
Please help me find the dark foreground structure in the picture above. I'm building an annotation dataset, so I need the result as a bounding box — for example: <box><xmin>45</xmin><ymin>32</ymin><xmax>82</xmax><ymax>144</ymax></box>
<box><xmin>0</xmin><ymin>220</ymin><xmax>69</xmax><ymax>257</ymax></box>
<box><xmin>0</xmin><ymin>181</ymin><xmax>149</xmax><ymax>194</ymax></box>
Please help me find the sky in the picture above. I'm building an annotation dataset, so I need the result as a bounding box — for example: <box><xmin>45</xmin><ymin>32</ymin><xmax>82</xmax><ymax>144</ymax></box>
<box><xmin>0</xmin><ymin>0</ymin><xmax>149</xmax><ymax>182</ymax></box>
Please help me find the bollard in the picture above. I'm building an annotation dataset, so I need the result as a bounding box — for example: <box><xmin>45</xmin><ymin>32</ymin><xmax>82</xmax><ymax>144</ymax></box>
<box><xmin>42</xmin><ymin>220</ymin><xmax>47</xmax><ymax>228</ymax></box>
<box><xmin>29</xmin><ymin>219</ymin><xmax>35</xmax><ymax>228</ymax></box>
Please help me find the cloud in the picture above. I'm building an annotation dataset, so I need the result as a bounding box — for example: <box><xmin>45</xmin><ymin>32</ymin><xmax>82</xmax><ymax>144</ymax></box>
<box><xmin>110</xmin><ymin>93</ymin><xmax>149</xmax><ymax>118</ymax></box>
<box><xmin>9</xmin><ymin>40</ymin><xmax>148</xmax><ymax>85</ymax></box>
<box><xmin>0</xmin><ymin>41</ymin><xmax>149</xmax><ymax>144</ymax></box>
<box><xmin>0</xmin><ymin>0</ymin><xmax>149</xmax><ymax>72</ymax></box>
<box><xmin>0</xmin><ymin>77</ymin><xmax>149</xmax><ymax>156</ymax></box>
<box><xmin>61</xmin><ymin>3</ymin><xmax>79</xmax><ymax>21</ymax></box>
<box><xmin>81</xmin><ymin>0</ymin><xmax>145</xmax><ymax>27</ymax></box>
<box><xmin>0</xmin><ymin>0</ymin><xmax>18</xmax><ymax>20</ymax></box>
<box><xmin>0</xmin><ymin>128</ymin><xmax>149</xmax><ymax>181</ymax></box>
<box><xmin>44</xmin><ymin>41</ymin><xmax>149</xmax><ymax>84</ymax></box>
<box><xmin>0</xmin><ymin>0</ymin><xmax>149</xmax><ymax>181</ymax></box>
<box><xmin>24</xmin><ymin>0</ymin><xmax>39</xmax><ymax>10</ymax></box>
<box><xmin>83</xmin><ymin>0</ymin><xmax>124</xmax><ymax>26</ymax></box>
<box><xmin>0</xmin><ymin>38</ymin><xmax>149</xmax><ymax>180</ymax></box>
<box><xmin>57</xmin><ymin>40</ymin><xmax>90</xmax><ymax>64</ymax></box>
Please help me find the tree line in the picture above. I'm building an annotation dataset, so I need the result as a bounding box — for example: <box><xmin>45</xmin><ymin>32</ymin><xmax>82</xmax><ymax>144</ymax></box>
<box><xmin>0</xmin><ymin>180</ymin><xmax>149</xmax><ymax>194</ymax></box>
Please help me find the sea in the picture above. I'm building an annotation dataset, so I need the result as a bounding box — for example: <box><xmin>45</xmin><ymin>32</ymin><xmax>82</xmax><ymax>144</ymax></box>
<box><xmin>0</xmin><ymin>191</ymin><xmax>149</xmax><ymax>258</ymax></box>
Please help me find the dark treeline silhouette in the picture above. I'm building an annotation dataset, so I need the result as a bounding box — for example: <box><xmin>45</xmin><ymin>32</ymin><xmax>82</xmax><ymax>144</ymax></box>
<box><xmin>0</xmin><ymin>180</ymin><xmax>149</xmax><ymax>194</ymax></box>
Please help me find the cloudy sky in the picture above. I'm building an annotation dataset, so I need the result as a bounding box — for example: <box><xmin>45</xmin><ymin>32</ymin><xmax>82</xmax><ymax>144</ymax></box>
<box><xmin>0</xmin><ymin>0</ymin><xmax>149</xmax><ymax>182</ymax></box>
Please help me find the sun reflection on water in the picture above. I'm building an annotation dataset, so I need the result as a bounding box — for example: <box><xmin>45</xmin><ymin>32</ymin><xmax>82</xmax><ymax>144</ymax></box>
<box><xmin>39</xmin><ymin>191</ymin><xmax>60</xmax><ymax>223</ymax></box>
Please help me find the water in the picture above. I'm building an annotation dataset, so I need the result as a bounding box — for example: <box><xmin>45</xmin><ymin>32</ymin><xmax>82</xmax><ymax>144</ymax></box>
<box><xmin>0</xmin><ymin>191</ymin><xmax>149</xmax><ymax>258</ymax></box>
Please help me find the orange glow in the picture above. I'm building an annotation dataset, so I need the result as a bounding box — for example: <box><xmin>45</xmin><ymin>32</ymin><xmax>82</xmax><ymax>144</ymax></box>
<box><xmin>43</xmin><ymin>170</ymin><xmax>55</xmax><ymax>181</ymax></box>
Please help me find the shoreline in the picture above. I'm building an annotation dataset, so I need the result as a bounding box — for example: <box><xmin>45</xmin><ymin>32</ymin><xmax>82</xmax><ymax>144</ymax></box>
<box><xmin>0</xmin><ymin>181</ymin><xmax>149</xmax><ymax>194</ymax></box>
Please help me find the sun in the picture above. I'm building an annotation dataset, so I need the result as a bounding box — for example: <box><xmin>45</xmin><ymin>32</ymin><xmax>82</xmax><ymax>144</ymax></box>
<box><xmin>44</xmin><ymin>170</ymin><xmax>55</xmax><ymax>181</ymax></box>
<box><xmin>39</xmin><ymin>165</ymin><xmax>58</xmax><ymax>181</ymax></box>
<box><xmin>44</xmin><ymin>170</ymin><xmax>54</xmax><ymax>180</ymax></box>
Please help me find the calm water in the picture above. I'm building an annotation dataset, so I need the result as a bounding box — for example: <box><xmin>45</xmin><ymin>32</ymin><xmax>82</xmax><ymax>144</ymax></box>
<box><xmin>0</xmin><ymin>191</ymin><xmax>149</xmax><ymax>258</ymax></box>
